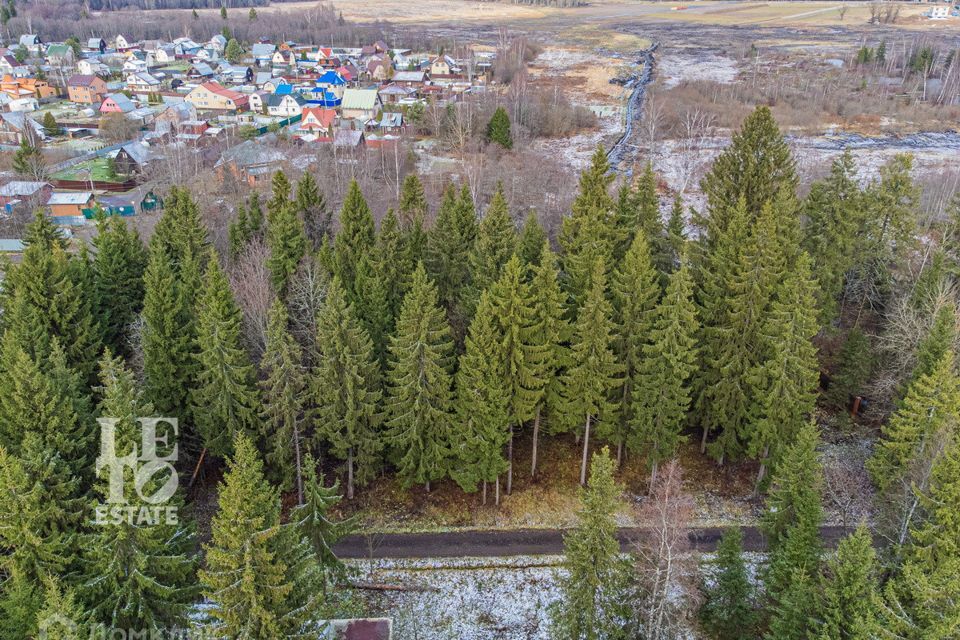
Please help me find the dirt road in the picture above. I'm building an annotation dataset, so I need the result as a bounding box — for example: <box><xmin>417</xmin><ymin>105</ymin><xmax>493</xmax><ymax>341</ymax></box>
<box><xmin>334</xmin><ymin>525</ymin><xmax>854</xmax><ymax>559</ymax></box>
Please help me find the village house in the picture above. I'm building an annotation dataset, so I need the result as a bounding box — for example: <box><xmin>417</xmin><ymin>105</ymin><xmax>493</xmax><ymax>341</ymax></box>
<box><xmin>100</xmin><ymin>93</ymin><xmax>136</xmax><ymax>113</ymax></box>
<box><xmin>215</xmin><ymin>137</ymin><xmax>286</xmax><ymax>186</ymax></box>
<box><xmin>115</xmin><ymin>34</ymin><xmax>137</xmax><ymax>52</ymax></box>
<box><xmin>77</xmin><ymin>59</ymin><xmax>109</xmax><ymax>77</ymax></box>
<box><xmin>114</xmin><ymin>142</ymin><xmax>156</xmax><ymax>174</ymax></box>
<box><xmin>1</xmin><ymin>75</ymin><xmax>57</xmax><ymax>101</ymax></box>
<box><xmin>127</xmin><ymin>72</ymin><xmax>161</xmax><ymax>92</ymax></box>
<box><xmin>272</xmin><ymin>49</ymin><xmax>296</xmax><ymax>68</ymax></box>
<box><xmin>154</xmin><ymin>101</ymin><xmax>197</xmax><ymax>132</ymax></box>
<box><xmin>154</xmin><ymin>46</ymin><xmax>177</xmax><ymax>65</ymax></box>
<box><xmin>47</xmin><ymin>191</ymin><xmax>95</xmax><ymax>219</ymax></box>
<box><xmin>0</xmin><ymin>54</ymin><xmax>24</xmax><ymax>75</ymax></box>
<box><xmin>391</xmin><ymin>70</ymin><xmax>428</xmax><ymax>87</ymax></box>
<box><xmin>87</xmin><ymin>38</ymin><xmax>107</xmax><ymax>54</ymax></box>
<box><xmin>300</xmin><ymin>106</ymin><xmax>337</xmax><ymax>132</ymax></box>
<box><xmin>186</xmin><ymin>81</ymin><xmax>249</xmax><ymax>112</ymax></box>
<box><xmin>265</xmin><ymin>92</ymin><xmax>306</xmax><ymax>117</ymax></box>
<box><xmin>340</xmin><ymin>88</ymin><xmax>381</xmax><ymax>121</ymax></box>
<box><xmin>366</xmin><ymin>57</ymin><xmax>389</xmax><ymax>82</ymax></box>
<box><xmin>378</xmin><ymin>84</ymin><xmax>417</xmax><ymax>104</ymax></box>
<box><xmin>0</xmin><ymin>112</ymin><xmax>46</xmax><ymax>143</ymax></box>
<box><xmin>19</xmin><ymin>35</ymin><xmax>42</xmax><ymax>56</ymax></box>
<box><xmin>252</xmin><ymin>43</ymin><xmax>276</xmax><ymax>67</ymax></box>
<box><xmin>0</xmin><ymin>180</ymin><xmax>51</xmax><ymax>210</ymax></box>
<box><xmin>45</xmin><ymin>44</ymin><xmax>75</xmax><ymax>67</ymax></box>
<box><xmin>123</xmin><ymin>58</ymin><xmax>148</xmax><ymax>74</ymax></box>
<box><xmin>429</xmin><ymin>54</ymin><xmax>461</xmax><ymax>78</ymax></box>
<box><xmin>67</xmin><ymin>74</ymin><xmax>109</xmax><ymax>104</ymax></box>
<box><xmin>334</xmin><ymin>128</ymin><xmax>365</xmax><ymax>149</ymax></box>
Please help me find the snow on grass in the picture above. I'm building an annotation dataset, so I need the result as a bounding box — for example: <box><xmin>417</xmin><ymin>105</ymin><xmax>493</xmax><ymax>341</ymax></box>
<box><xmin>349</xmin><ymin>555</ymin><xmax>564</xmax><ymax>639</ymax></box>
<box><xmin>658</xmin><ymin>53</ymin><xmax>739</xmax><ymax>89</ymax></box>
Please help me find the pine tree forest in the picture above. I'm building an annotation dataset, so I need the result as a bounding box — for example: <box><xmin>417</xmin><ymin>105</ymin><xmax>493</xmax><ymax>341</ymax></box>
<box><xmin>3</xmin><ymin>106</ymin><xmax>960</xmax><ymax>638</ymax></box>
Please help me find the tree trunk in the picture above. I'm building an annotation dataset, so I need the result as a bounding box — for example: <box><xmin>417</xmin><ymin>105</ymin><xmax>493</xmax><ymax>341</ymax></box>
<box><xmin>753</xmin><ymin>445</ymin><xmax>769</xmax><ymax>497</ymax></box>
<box><xmin>531</xmin><ymin>407</ymin><xmax>541</xmax><ymax>479</ymax></box>
<box><xmin>425</xmin><ymin>480</ymin><xmax>430</xmax><ymax>492</ymax></box>
<box><xmin>347</xmin><ymin>447</ymin><xmax>355</xmax><ymax>500</ymax></box>
<box><xmin>650</xmin><ymin>458</ymin><xmax>658</xmax><ymax>490</ymax></box>
<box><xmin>293</xmin><ymin>428</ymin><xmax>304</xmax><ymax>505</ymax></box>
<box><xmin>580</xmin><ymin>414</ymin><xmax>592</xmax><ymax>486</ymax></box>
<box><xmin>482</xmin><ymin>481</ymin><xmax>487</xmax><ymax>506</ymax></box>
<box><xmin>700</xmin><ymin>425</ymin><xmax>708</xmax><ymax>454</ymax></box>
<box><xmin>495</xmin><ymin>476</ymin><xmax>500</xmax><ymax>506</ymax></box>
<box><xmin>617</xmin><ymin>440</ymin><xmax>623</xmax><ymax>467</ymax></box>
<box><xmin>507</xmin><ymin>425</ymin><xmax>514</xmax><ymax>495</ymax></box>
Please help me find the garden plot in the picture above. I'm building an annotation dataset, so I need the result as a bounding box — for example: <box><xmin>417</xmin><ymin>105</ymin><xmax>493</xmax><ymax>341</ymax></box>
<box><xmin>658</xmin><ymin>52</ymin><xmax>739</xmax><ymax>89</ymax></box>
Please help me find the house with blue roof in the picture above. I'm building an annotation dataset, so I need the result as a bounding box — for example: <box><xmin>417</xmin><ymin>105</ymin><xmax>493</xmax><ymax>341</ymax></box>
<box><xmin>306</xmin><ymin>87</ymin><xmax>341</xmax><ymax>108</ymax></box>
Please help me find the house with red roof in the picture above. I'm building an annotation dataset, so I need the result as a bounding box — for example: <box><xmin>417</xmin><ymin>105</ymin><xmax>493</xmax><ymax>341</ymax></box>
<box><xmin>185</xmin><ymin>81</ymin><xmax>249</xmax><ymax>112</ymax></box>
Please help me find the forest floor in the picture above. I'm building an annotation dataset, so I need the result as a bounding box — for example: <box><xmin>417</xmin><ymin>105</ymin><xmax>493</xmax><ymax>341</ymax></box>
<box><xmin>332</xmin><ymin>419</ymin><xmax>875</xmax><ymax>535</ymax></box>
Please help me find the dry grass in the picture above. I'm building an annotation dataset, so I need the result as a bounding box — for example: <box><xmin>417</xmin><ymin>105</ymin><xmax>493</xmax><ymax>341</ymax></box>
<box><xmin>219</xmin><ymin>0</ymin><xmax>556</xmax><ymax>23</ymax></box>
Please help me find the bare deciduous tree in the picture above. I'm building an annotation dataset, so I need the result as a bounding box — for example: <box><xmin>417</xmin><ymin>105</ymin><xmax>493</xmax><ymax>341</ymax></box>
<box><xmin>629</xmin><ymin>460</ymin><xmax>699</xmax><ymax>640</ymax></box>
<box><xmin>228</xmin><ymin>238</ymin><xmax>274</xmax><ymax>362</ymax></box>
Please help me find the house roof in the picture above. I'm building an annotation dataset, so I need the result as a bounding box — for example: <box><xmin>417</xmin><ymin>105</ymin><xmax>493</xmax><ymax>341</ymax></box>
<box><xmin>217</xmin><ymin>138</ymin><xmax>286</xmax><ymax>168</ymax></box>
<box><xmin>302</xmin><ymin>106</ymin><xmax>336</xmax><ymax>128</ymax></box>
<box><xmin>130</xmin><ymin>72</ymin><xmax>160</xmax><ymax>85</ymax></box>
<box><xmin>197</xmin><ymin>81</ymin><xmax>245</xmax><ymax>101</ymax></box>
<box><xmin>392</xmin><ymin>70</ymin><xmax>425</xmax><ymax>83</ymax></box>
<box><xmin>251</xmin><ymin>43</ymin><xmax>276</xmax><ymax>58</ymax></box>
<box><xmin>0</xmin><ymin>180</ymin><xmax>48</xmax><ymax>197</ymax></box>
<box><xmin>117</xmin><ymin>142</ymin><xmax>154</xmax><ymax>165</ymax></box>
<box><xmin>341</xmin><ymin>88</ymin><xmax>378</xmax><ymax>111</ymax></box>
<box><xmin>102</xmin><ymin>92</ymin><xmax>135</xmax><ymax>112</ymax></box>
<box><xmin>67</xmin><ymin>74</ymin><xmax>101</xmax><ymax>87</ymax></box>
<box><xmin>0</xmin><ymin>112</ymin><xmax>46</xmax><ymax>138</ymax></box>
<box><xmin>88</xmin><ymin>38</ymin><xmax>105</xmax><ymax>48</ymax></box>
<box><xmin>19</xmin><ymin>35</ymin><xmax>39</xmax><ymax>47</ymax></box>
<box><xmin>317</xmin><ymin>70</ymin><xmax>346</xmax><ymax>86</ymax></box>
<box><xmin>48</xmin><ymin>191</ymin><xmax>93</xmax><ymax>205</ymax></box>
<box><xmin>45</xmin><ymin>44</ymin><xmax>71</xmax><ymax>58</ymax></box>
<box><xmin>266</xmin><ymin>93</ymin><xmax>305</xmax><ymax>107</ymax></box>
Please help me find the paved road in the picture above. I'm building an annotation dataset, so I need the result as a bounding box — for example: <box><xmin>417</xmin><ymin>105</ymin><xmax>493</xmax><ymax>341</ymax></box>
<box><xmin>333</xmin><ymin>525</ymin><xmax>854</xmax><ymax>559</ymax></box>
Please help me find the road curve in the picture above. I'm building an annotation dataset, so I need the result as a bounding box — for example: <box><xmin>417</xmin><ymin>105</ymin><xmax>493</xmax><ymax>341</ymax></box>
<box><xmin>334</xmin><ymin>525</ymin><xmax>854</xmax><ymax>559</ymax></box>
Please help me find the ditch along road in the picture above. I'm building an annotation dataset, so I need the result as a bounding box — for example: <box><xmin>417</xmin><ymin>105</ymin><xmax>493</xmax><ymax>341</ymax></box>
<box><xmin>333</xmin><ymin>525</ymin><xmax>854</xmax><ymax>559</ymax></box>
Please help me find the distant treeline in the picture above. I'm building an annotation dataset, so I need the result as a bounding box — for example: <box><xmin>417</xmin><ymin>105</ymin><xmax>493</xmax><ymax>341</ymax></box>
<box><xmin>5</xmin><ymin>1</ymin><xmax>389</xmax><ymax>45</ymax></box>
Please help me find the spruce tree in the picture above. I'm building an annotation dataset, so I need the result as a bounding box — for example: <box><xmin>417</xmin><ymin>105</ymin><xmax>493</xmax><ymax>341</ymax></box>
<box><xmin>312</xmin><ymin>278</ymin><xmax>382</xmax><ymax>499</ymax></box>
<box><xmin>295</xmin><ymin>172</ymin><xmax>330</xmax><ymax>247</ymax></box>
<box><xmin>82</xmin><ymin>353</ymin><xmax>197</xmax><ymax>633</ymax></box>
<box><xmin>426</xmin><ymin>184</ymin><xmax>477</xmax><ymax>338</ymax></box>
<box><xmin>748</xmin><ymin>252</ymin><xmax>820</xmax><ymax>488</ymax></box>
<box><xmin>151</xmin><ymin>187</ymin><xmax>209</xmax><ymax>272</ymax></box>
<box><xmin>909</xmin><ymin>303</ymin><xmax>956</xmax><ymax>389</ymax></box>
<box><xmin>550</xmin><ymin>447</ymin><xmax>629</xmax><ymax>640</ymax></box>
<box><xmin>259</xmin><ymin>299</ymin><xmax>309</xmax><ymax>500</ymax></box>
<box><xmin>629</xmin><ymin>259</ymin><xmax>699</xmax><ymax>484</ymax></box>
<box><xmin>867</xmin><ymin>351</ymin><xmax>958</xmax><ymax>495</ymax></box>
<box><xmin>762</xmin><ymin>421</ymin><xmax>824</xmax><ymax>602</ymax></box>
<box><xmin>486</xmin><ymin>105</ymin><xmax>512</xmax><ymax>149</ymax></box>
<box><xmin>375</xmin><ymin>208</ymin><xmax>409</xmax><ymax>320</ymax></box>
<box><xmin>826</xmin><ymin>328</ymin><xmax>873</xmax><ymax>412</ymax></box>
<box><xmin>528</xmin><ymin>244</ymin><xmax>571</xmax><ymax>478</ymax></box>
<box><xmin>698</xmin><ymin>105</ymin><xmax>797</xmax><ymax>245</ymax></box>
<box><xmin>34</xmin><ymin>579</ymin><xmax>88</xmax><ymax>640</ymax></box>
<box><xmin>267</xmin><ymin>170</ymin><xmax>291</xmax><ymax>220</ymax></box>
<box><xmin>142</xmin><ymin>243</ymin><xmax>195</xmax><ymax>428</ymax></box>
<box><xmin>468</xmin><ymin>184</ymin><xmax>517</xmax><ymax>309</ymax></box>
<box><xmin>353</xmin><ymin>254</ymin><xmax>392</xmax><ymax>366</ymax></box>
<box><xmin>880</xmin><ymin>435</ymin><xmax>960</xmax><ymax>638</ymax></box>
<box><xmin>698</xmin><ymin>200</ymin><xmax>784</xmax><ymax>464</ymax></box>
<box><xmin>191</xmin><ymin>256</ymin><xmax>260</xmax><ymax>458</ymax></box>
<box><xmin>290</xmin><ymin>454</ymin><xmax>356</xmax><ymax>590</ymax></box>
<box><xmin>765</xmin><ymin>567</ymin><xmax>817</xmax><ymax>640</ymax></box>
<box><xmin>609</xmin><ymin>230</ymin><xmax>660</xmax><ymax>465</ymax></box>
<box><xmin>518</xmin><ymin>211</ymin><xmax>547</xmax><ymax>267</ymax></box>
<box><xmin>489</xmin><ymin>255</ymin><xmax>544</xmax><ymax>493</ymax></box>
<box><xmin>700</xmin><ymin>527</ymin><xmax>757</xmax><ymax>640</ymax></box>
<box><xmin>1</xmin><ymin>215</ymin><xmax>101</xmax><ymax>380</ymax></box>
<box><xmin>666</xmin><ymin>193</ymin><xmax>686</xmax><ymax>269</ymax></box>
<box><xmin>333</xmin><ymin>179</ymin><xmax>375</xmax><ymax>300</ymax></box>
<box><xmin>451</xmin><ymin>291</ymin><xmax>510</xmax><ymax>501</ymax></box>
<box><xmin>91</xmin><ymin>215</ymin><xmax>147</xmax><ymax>353</ymax></box>
<box><xmin>398</xmin><ymin>172</ymin><xmax>428</xmax><ymax>234</ymax></box>
<box><xmin>816</xmin><ymin>524</ymin><xmax>879</xmax><ymax>640</ymax></box>
<box><xmin>802</xmin><ymin>151</ymin><xmax>864</xmax><ymax>323</ymax></box>
<box><xmin>42</xmin><ymin>111</ymin><xmax>60</xmax><ymax>137</ymax></box>
<box><xmin>383</xmin><ymin>264</ymin><xmax>455</xmax><ymax>490</ymax></box>
<box><xmin>560</xmin><ymin>146</ymin><xmax>617</xmax><ymax>311</ymax></box>
<box><xmin>266</xmin><ymin>201</ymin><xmax>307</xmax><ymax>297</ymax></box>
<box><xmin>562</xmin><ymin>259</ymin><xmax>622</xmax><ymax>485</ymax></box>
<box><xmin>200</xmin><ymin>433</ymin><xmax>319</xmax><ymax>638</ymax></box>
